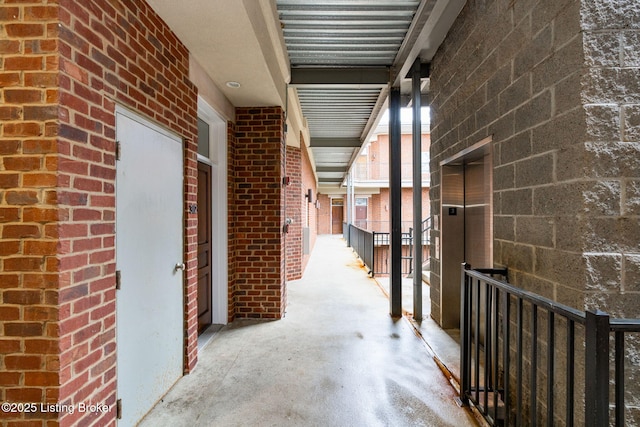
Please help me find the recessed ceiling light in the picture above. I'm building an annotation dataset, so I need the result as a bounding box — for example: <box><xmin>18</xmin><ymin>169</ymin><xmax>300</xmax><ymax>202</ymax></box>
<box><xmin>226</xmin><ymin>81</ymin><xmax>241</xmax><ymax>89</ymax></box>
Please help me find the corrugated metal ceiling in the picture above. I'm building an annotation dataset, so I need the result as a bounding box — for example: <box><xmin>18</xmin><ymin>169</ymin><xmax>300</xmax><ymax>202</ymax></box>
<box><xmin>277</xmin><ymin>0</ymin><xmax>421</xmax><ymax>188</ymax></box>
<box><xmin>278</xmin><ymin>0</ymin><xmax>419</xmax><ymax>66</ymax></box>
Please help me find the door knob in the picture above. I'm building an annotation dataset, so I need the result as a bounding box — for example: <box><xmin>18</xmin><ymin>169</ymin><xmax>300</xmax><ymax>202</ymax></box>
<box><xmin>174</xmin><ymin>263</ymin><xmax>186</xmax><ymax>272</ymax></box>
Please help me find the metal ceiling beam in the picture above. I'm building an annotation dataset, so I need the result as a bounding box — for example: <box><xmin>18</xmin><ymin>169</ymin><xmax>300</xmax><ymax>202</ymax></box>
<box><xmin>390</xmin><ymin>0</ymin><xmax>465</xmax><ymax>85</ymax></box>
<box><xmin>290</xmin><ymin>67</ymin><xmax>389</xmax><ymax>87</ymax></box>
<box><xmin>310</xmin><ymin>138</ymin><xmax>361</xmax><ymax>148</ymax></box>
<box><xmin>318</xmin><ymin>177</ymin><xmax>345</xmax><ymax>183</ymax></box>
<box><xmin>316</xmin><ymin>166</ymin><xmax>347</xmax><ymax>173</ymax></box>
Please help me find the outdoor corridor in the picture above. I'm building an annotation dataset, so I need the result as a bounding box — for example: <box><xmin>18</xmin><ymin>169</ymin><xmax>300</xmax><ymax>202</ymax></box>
<box><xmin>140</xmin><ymin>235</ymin><xmax>479</xmax><ymax>427</ymax></box>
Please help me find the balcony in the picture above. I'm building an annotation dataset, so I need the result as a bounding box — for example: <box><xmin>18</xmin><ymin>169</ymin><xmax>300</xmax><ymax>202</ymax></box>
<box><xmin>351</xmin><ymin>162</ymin><xmax>430</xmax><ymax>186</ymax></box>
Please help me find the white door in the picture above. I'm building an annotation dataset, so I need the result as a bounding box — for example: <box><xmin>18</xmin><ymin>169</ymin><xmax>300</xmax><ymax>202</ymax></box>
<box><xmin>115</xmin><ymin>109</ymin><xmax>184</xmax><ymax>426</ymax></box>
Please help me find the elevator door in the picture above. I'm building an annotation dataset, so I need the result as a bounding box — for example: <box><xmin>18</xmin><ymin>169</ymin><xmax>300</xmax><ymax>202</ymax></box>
<box><xmin>440</xmin><ymin>149</ymin><xmax>492</xmax><ymax>329</ymax></box>
<box><xmin>464</xmin><ymin>161</ymin><xmax>492</xmax><ymax>269</ymax></box>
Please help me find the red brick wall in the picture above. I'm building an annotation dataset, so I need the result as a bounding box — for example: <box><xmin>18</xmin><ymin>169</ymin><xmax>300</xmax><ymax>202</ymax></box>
<box><xmin>227</xmin><ymin>121</ymin><xmax>237</xmax><ymax>322</ymax></box>
<box><xmin>0</xmin><ymin>1</ymin><xmax>198</xmax><ymax>425</ymax></box>
<box><xmin>285</xmin><ymin>146</ymin><xmax>302</xmax><ymax>280</ymax></box>
<box><xmin>0</xmin><ymin>1</ymin><xmax>61</xmax><ymax>425</ymax></box>
<box><xmin>233</xmin><ymin>107</ymin><xmax>286</xmax><ymax>319</ymax></box>
<box><xmin>300</xmin><ymin>144</ymin><xmax>317</xmax><ymax>271</ymax></box>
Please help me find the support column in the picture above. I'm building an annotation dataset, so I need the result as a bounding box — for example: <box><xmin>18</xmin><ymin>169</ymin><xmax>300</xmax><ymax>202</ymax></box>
<box><xmin>389</xmin><ymin>87</ymin><xmax>402</xmax><ymax>317</ymax></box>
<box><xmin>346</xmin><ymin>171</ymin><xmax>352</xmax><ymax>226</ymax></box>
<box><xmin>411</xmin><ymin>59</ymin><xmax>423</xmax><ymax>321</ymax></box>
<box><xmin>345</xmin><ymin>172</ymin><xmax>352</xmax><ymax>246</ymax></box>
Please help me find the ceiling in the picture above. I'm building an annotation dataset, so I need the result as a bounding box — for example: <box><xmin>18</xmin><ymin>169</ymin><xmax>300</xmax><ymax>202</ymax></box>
<box><xmin>147</xmin><ymin>0</ymin><xmax>465</xmax><ymax>191</ymax></box>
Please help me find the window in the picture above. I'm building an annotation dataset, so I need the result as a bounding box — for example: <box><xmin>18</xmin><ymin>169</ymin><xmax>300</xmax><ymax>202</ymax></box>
<box><xmin>197</xmin><ymin>117</ymin><xmax>210</xmax><ymax>157</ymax></box>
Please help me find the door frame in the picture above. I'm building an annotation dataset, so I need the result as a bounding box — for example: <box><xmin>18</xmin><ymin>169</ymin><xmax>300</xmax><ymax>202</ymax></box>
<box><xmin>439</xmin><ymin>136</ymin><xmax>493</xmax><ymax>329</ymax></box>
<box><xmin>197</xmin><ymin>97</ymin><xmax>228</xmax><ymax>325</ymax></box>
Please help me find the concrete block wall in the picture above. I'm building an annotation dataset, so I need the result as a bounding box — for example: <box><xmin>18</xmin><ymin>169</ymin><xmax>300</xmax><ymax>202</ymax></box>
<box><xmin>431</xmin><ymin>0</ymin><xmax>599</xmax><ymax>312</ymax></box>
<box><xmin>431</xmin><ymin>0</ymin><xmax>640</xmax><ymax>315</ymax></box>
<box><xmin>429</xmin><ymin>0</ymin><xmax>640</xmax><ymax>423</ymax></box>
<box><xmin>578</xmin><ymin>0</ymin><xmax>640</xmax><ymax>314</ymax></box>
<box><xmin>233</xmin><ymin>107</ymin><xmax>286</xmax><ymax>319</ymax></box>
<box><xmin>0</xmin><ymin>0</ymin><xmax>199</xmax><ymax>425</ymax></box>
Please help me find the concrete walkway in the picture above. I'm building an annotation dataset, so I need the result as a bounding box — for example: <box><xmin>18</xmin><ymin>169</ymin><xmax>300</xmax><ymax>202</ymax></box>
<box><xmin>140</xmin><ymin>235</ymin><xmax>478</xmax><ymax>427</ymax></box>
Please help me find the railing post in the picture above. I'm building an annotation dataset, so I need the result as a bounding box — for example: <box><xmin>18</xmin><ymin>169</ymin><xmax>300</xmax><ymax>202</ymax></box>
<box><xmin>459</xmin><ymin>262</ymin><xmax>471</xmax><ymax>405</ymax></box>
<box><xmin>585</xmin><ymin>310</ymin><xmax>610</xmax><ymax>427</ymax></box>
<box><xmin>371</xmin><ymin>231</ymin><xmax>376</xmax><ymax>277</ymax></box>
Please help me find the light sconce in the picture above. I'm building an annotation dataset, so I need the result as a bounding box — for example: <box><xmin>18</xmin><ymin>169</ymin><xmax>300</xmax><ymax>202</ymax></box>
<box><xmin>304</xmin><ymin>189</ymin><xmax>313</xmax><ymax>203</ymax></box>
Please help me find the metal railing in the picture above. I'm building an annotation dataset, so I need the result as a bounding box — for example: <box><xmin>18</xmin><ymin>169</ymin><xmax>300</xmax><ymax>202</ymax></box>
<box><xmin>460</xmin><ymin>264</ymin><xmax>640</xmax><ymax>427</ymax></box>
<box><xmin>347</xmin><ymin>224</ymin><xmax>374</xmax><ymax>273</ymax></box>
<box><xmin>343</xmin><ymin>223</ymin><xmax>418</xmax><ymax>277</ymax></box>
<box><xmin>371</xmin><ymin>230</ymin><xmax>414</xmax><ymax>276</ymax></box>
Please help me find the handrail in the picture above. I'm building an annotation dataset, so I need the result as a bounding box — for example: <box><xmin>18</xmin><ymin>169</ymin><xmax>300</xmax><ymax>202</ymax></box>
<box><xmin>464</xmin><ymin>268</ymin><xmax>586</xmax><ymax>324</ymax></box>
<box><xmin>609</xmin><ymin>318</ymin><xmax>640</xmax><ymax>332</ymax></box>
<box><xmin>344</xmin><ymin>223</ymin><xmax>421</xmax><ymax>277</ymax></box>
<box><xmin>461</xmin><ymin>264</ymin><xmax>640</xmax><ymax>427</ymax></box>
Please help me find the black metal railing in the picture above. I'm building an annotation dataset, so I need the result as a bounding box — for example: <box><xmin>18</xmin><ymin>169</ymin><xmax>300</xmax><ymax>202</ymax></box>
<box><xmin>371</xmin><ymin>230</ymin><xmax>413</xmax><ymax>276</ymax></box>
<box><xmin>343</xmin><ymin>223</ymin><xmax>420</xmax><ymax>277</ymax></box>
<box><xmin>348</xmin><ymin>224</ymin><xmax>374</xmax><ymax>273</ymax></box>
<box><xmin>460</xmin><ymin>263</ymin><xmax>640</xmax><ymax>427</ymax></box>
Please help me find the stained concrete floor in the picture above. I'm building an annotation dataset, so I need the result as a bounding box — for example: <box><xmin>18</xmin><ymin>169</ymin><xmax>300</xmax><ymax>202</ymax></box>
<box><xmin>140</xmin><ymin>235</ymin><xmax>478</xmax><ymax>427</ymax></box>
<box><xmin>374</xmin><ymin>277</ymin><xmax>462</xmax><ymax>385</ymax></box>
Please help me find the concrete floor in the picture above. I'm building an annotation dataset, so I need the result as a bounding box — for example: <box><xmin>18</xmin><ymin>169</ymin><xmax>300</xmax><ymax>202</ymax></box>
<box><xmin>140</xmin><ymin>235</ymin><xmax>478</xmax><ymax>427</ymax></box>
<box><xmin>374</xmin><ymin>277</ymin><xmax>462</xmax><ymax>385</ymax></box>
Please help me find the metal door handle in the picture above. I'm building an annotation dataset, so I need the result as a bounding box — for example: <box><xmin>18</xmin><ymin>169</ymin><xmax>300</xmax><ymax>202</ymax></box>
<box><xmin>174</xmin><ymin>263</ymin><xmax>186</xmax><ymax>272</ymax></box>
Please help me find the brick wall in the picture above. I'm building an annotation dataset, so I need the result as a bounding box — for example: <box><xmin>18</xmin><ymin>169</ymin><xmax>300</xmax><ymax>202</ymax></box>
<box><xmin>0</xmin><ymin>1</ymin><xmax>198</xmax><ymax>425</ymax></box>
<box><xmin>284</xmin><ymin>142</ymin><xmax>318</xmax><ymax>279</ymax></box>
<box><xmin>285</xmin><ymin>145</ymin><xmax>302</xmax><ymax>280</ymax></box>
<box><xmin>233</xmin><ymin>107</ymin><xmax>286</xmax><ymax>319</ymax></box>
<box><xmin>227</xmin><ymin>121</ymin><xmax>237</xmax><ymax>322</ymax></box>
<box><xmin>1</xmin><ymin>1</ymin><xmax>61</xmax><ymax>425</ymax></box>
<box><xmin>300</xmin><ymin>143</ymin><xmax>317</xmax><ymax>271</ymax></box>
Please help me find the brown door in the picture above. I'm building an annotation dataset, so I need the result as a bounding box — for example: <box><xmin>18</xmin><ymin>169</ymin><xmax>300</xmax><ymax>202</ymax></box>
<box><xmin>197</xmin><ymin>162</ymin><xmax>213</xmax><ymax>334</ymax></box>
<box><xmin>331</xmin><ymin>205</ymin><xmax>343</xmax><ymax>234</ymax></box>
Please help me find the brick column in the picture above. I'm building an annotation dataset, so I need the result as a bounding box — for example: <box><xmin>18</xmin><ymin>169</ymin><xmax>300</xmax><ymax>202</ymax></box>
<box><xmin>1</xmin><ymin>1</ymin><xmax>198</xmax><ymax>425</ymax></box>
<box><xmin>0</xmin><ymin>2</ymin><xmax>61</xmax><ymax>425</ymax></box>
<box><xmin>234</xmin><ymin>107</ymin><xmax>286</xmax><ymax>319</ymax></box>
<box><xmin>286</xmin><ymin>145</ymin><xmax>303</xmax><ymax>281</ymax></box>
